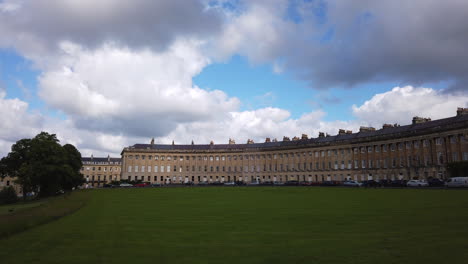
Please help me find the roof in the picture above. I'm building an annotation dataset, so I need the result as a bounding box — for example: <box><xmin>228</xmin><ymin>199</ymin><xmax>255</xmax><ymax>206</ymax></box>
<box><xmin>125</xmin><ymin>114</ymin><xmax>468</xmax><ymax>152</ymax></box>
<box><xmin>82</xmin><ymin>157</ymin><xmax>122</xmax><ymax>163</ymax></box>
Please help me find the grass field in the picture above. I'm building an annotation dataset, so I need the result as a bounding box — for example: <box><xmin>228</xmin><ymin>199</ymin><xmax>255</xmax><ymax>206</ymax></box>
<box><xmin>0</xmin><ymin>187</ymin><xmax>467</xmax><ymax>264</ymax></box>
<box><xmin>0</xmin><ymin>191</ymin><xmax>89</xmax><ymax>238</ymax></box>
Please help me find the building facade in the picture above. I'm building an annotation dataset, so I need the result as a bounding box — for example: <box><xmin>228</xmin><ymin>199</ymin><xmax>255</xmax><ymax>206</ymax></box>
<box><xmin>120</xmin><ymin>108</ymin><xmax>468</xmax><ymax>184</ymax></box>
<box><xmin>81</xmin><ymin>155</ymin><xmax>122</xmax><ymax>187</ymax></box>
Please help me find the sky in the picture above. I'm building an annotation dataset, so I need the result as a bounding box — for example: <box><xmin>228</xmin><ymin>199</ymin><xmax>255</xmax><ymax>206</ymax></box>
<box><xmin>0</xmin><ymin>0</ymin><xmax>468</xmax><ymax>157</ymax></box>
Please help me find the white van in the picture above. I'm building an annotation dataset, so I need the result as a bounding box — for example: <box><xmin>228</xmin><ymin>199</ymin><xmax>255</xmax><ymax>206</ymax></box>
<box><xmin>445</xmin><ymin>177</ymin><xmax>468</xmax><ymax>188</ymax></box>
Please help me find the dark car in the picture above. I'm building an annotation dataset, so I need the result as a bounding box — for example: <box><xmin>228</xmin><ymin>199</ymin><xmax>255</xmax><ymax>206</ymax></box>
<box><xmin>390</xmin><ymin>180</ymin><xmax>407</xmax><ymax>187</ymax></box>
<box><xmin>378</xmin><ymin>179</ymin><xmax>392</xmax><ymax>187</ymax></box>
<box><xmin>320</xmin><ymin>181</ymin><xmax>337</xmax><ymax>186</ymax></box>
<box><xmin>260</xmin><ymin>181</ymin><xmax>274</xmax><ymax>186</ymax></box>
<box><xmin>103</xmin><ymin>184</ymin><xmax>115</xmax><ymax>188</ymax></box>
<box><xmin>427</xmin><ymin>178</ymin><xmax>445</xmax><ymax>187</ymax></box>
<box><xmin>361</xmin><ymin>180</ymin><xmax>380</xmax><ymax>188</ymax></box>
<box><xmin>300</xmin><ymin>181</ymin><xmax>312</xmax><ymax>186</ymax></box>
<box><xmin>285</xmin><ymin>180</ymin><xmax>299</xmax><ymax>186</ymax></box>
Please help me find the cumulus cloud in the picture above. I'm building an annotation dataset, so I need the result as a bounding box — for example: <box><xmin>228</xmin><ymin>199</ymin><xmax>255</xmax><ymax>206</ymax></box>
<box><xmin>0</xmin><ymin>90</ymin><xmax>43</xmax><ymax>143</ymax></box>
<box><xmin>215</xmin><ymin>0</ymin><xmax>468</xmax><ymax>91</ymax></box>
<box><xmin>1</xmin><ymin>0</ymin><xmax>467</xmax><ymax>159</ymax></box>
<box><xmin>37</xmin><ymin>40</ymin><xmax>239</xmax><ymax>138</ymax></box>
<box><xmin>0</xmin><ymin>0</ymin><xmax>221</xmax><ymax>56</ymax></box>
<box><xmin>352</xmin><ymin>86</ymin><xmax>468</xmax><ymax>126</ymax></box>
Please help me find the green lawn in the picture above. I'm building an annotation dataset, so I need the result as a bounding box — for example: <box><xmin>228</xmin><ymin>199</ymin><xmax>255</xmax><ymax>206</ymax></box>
<box><xmin>0</xmin><ymin>200</ymin><xmax>44</xmax><ymax>216</ymax></box>
<box><xmin>0</xmin><ymin>187</ymin><xmax>467</xmax><ymax>264</ymax></box>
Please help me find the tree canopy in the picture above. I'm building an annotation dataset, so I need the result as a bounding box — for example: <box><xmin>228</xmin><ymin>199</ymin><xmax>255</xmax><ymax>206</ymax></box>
<box><xmin>0</xmin><ymin>132</ymin><xmax>84</xmax><ymax>197</ymax></box>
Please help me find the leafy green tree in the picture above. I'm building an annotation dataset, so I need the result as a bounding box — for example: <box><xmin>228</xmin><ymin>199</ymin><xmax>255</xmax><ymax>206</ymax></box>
<box><xmin>0</xmin><ymin>186</ymin><xmax>18</xmax><ymax>204</ymax></box>
<box><xmin>0</xmin><ymin>132</ymin><xmax>85</xmax><ymax>198</ymax></box>
<box><xmin>62</xmin><ymin>144</ymin><xmax>85</xmax><ymax>190</ymax></box>
<box><xmin>0</xmin><ymin>139</ymin><xmax>33</xmax><ymax>199</ymax></box>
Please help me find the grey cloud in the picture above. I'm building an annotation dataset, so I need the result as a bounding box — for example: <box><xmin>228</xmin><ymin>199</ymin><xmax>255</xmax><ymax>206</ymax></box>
<box><xmin>240</xmin><ymin>0</ymin><xmax>468</xmax><ymax>92</ymax></box>
<box><xmin>0</xmin><ymin>0</ymin><xmax>222</xmax><ymax>52</ymax></box>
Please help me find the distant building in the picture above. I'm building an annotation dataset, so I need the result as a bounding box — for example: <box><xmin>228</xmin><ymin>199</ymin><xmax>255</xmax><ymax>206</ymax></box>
<box><xmin>81</xmin><ymin>155</ymin><xmax>122</xmax><ymax>187</ymax></box>
<box><xmin>0</xmin><ymin>176</ymin><xmax>21</xmax><ymax>194</ymax></box>
<box><xmin>120</xmin><ymin>108</ymin><xmax>468</xmax><ymax>184</ymax></box>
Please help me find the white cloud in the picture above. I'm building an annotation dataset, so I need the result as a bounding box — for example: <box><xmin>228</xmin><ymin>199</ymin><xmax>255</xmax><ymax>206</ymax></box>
<box><xmin>0</xmin><ymin>90</ymin><xmax>43</xmax><ymax>143</ymax></box>
<box><xmin>352</xmin><ymin>86</ymin><xmax>468</xmax><ymax>126</ymax></box>
<box><xmin>1</xmin><ymin>0</ymin><xmax>468</xmax><ymax>159</ymax></box>
<box><xmin>37</xmin><ymin>40</ymin><xmax>240</xmax><ymax>138</ymax></box>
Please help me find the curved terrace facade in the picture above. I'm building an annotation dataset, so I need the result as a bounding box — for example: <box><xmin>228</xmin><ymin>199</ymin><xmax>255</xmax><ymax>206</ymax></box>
<box><xmin>121</xmin><ymin>108</ymin><xmax>468</xmax><ymax>184</ymax></box>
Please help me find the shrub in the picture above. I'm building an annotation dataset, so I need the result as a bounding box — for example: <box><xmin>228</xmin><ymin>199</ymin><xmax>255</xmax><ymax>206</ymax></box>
<box><xmin>0</xmin><ymin>186</ymin><xmax>19</xmax><ymax>205</ymax></box>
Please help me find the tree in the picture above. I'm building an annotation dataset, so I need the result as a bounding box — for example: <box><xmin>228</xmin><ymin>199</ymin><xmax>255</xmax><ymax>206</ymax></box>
<box><xmin>0</xmin><ymin>139</ymin><xmax>33</xmax><ymax>199</ymax></box>
<box><xmin>0</xmin><ymin>132</ymin><xmax>85</xmax><ymax>198</ymax></box>
<box><xmin>62</xmin><ymin>144</ymin><xmax>85</xmax><ymax>190</ymax></box>
<box><xmin>0</xmin><ymin>186</ymin><xmax>18</xmax><ymax>204</ymax></box>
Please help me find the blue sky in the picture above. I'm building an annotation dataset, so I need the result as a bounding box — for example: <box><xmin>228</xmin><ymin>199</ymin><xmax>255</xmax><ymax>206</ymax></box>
<box><xmin>0</xmin><ymin>0</ymin><xmax>467</xmax><ymax>156</ymax></box>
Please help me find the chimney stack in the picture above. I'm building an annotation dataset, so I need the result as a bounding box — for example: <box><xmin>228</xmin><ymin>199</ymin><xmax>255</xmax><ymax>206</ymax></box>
<box><xmin>412</xmin><ymin>116</ymin><xmax>431</xmax><ymax>125</ymax></box>
<box><xmin>457</xmin><ymin>107</ymin><xmax>468</xmax><ymax>116</ymax></box>
<box><xmin>338</xmin><ymin>129</ymin><xmax>346</xmax><ymax>135</ymax></box>
<box><xmin>318</xmin><ymin>132</ymin><xmax>325</xmax><ymax>138</ymax></box>
<box><xmin>301</xmin><ymin>134</ymin><xmax>308</xmax><ymax>140</ymax></box>
<box><xmin>359</xmin><ymin>126</ymin><xmax>376</xmax><ymax>133</ymax></box>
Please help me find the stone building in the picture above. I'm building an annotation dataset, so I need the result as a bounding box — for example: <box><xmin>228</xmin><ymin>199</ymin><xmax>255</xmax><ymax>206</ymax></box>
<box><xmin>0</xmin><ymin>176</ymin><xmax>22</xmax><ymax>194</ymax></box>
<box><xmin>120</xmin><ymin>108</ymin><xmax>468</xmax><ymax>184</ymax></box>
<box><xmin>81</xmin><ymin>155</ymin><xmax>122</xmax><ymax>187</ymax></box>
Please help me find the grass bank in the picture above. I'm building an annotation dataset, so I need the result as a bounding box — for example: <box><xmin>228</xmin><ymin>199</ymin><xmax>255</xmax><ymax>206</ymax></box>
<box><xmin>0</xmin><ymin>187</ymin><xmax>467</xmax><ymax>263</ymax></box>
<box><xmin>0</xmin><ymin>190</ymin><xmax>90</xmax><ymax>238</ymax></box>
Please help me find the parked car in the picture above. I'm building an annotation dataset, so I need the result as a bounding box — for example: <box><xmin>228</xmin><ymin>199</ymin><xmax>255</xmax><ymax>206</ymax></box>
<box><xmin>378</xmin><ymin>179</ymin><xmax>392</xmax><ymax>187</ymax></box>
<box><xmin>407</xmin><ymin>180</ymin><xmax>429</xmax><ymax>187</ymax></box>
<box><xmin>119</xmin><ymin>183</ymin><xmax>133</xmax><ymax>187</ymax></box>
<box><xmin>224</xmin><ymin>182</ymin><xmax>236</xmax><ymax>186</ymax></box>
<box><xmin>427</xmin><ymin>178</ymin><xmax>445</xmax><ymax>187</ymax></box>
<box><xmin>445</xmin><ymin>177</ymin><xmax>468</xmax><ymax>188</ymax></box>
<box><xmin>247</xmin><ymin>181</ymin><xmax>260</xmax><ymax>186</ymax></box>
<box><xmin>320</xmin><ymin>181</ymin><xmax>337</xmax><ymax>186</ymax></box>
<box><xmin>343</xmin><ymin>180</ymin><xmax>362</xmax><ymax>187</ymax></box>
<box><xmin>299</xmin><ymin>181</ymin><xmax>313</xmax><ymax>186</ymax></box>
<box><xmin>134</xmin><ymin>182</ymin><xmax>150</xmax><ymax>187</ymax></box>
<box><xmin>151</xmin><ymin>183</ymin><xmax>162</xmax><ymax>187</ymax></box>
<box><xmin>285</xmin><ymin>180</ymin><xmax>299</xmax><ymax>186</ymax></box>
<box><xmin>103</xmin><ymin>184</ymin><xmax>115</xmax><ymax>188</ymax></box>
<box><xmin>390</xmin><ymin>180</ymin><xmax>407</xmax><ymax>187</ymax></box>
<box><xmin>361</xmin><ymin>180</ymin><xmax>380</xmax><ymax>187</ymax></box>
<box><xmin>273</xmin><ymin>181</ymin><xmax>285</xmax><ymax>185</ymax></box>
<box><xmin>260</xmin><ymin>181</ymin><xmax>274</xmax><ymax>186</ymax></box>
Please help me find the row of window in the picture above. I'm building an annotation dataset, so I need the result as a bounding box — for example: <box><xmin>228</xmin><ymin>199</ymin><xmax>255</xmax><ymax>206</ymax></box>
<box><xmin>81</xmin><ymin>166</ymin><xmax>121</xmax><ymax>172</ymax></box>
<box><xmin>125</xmin><ymin>152</ymin><xmax>468</xmax><ymax>173</ymax></box>
<box><xmin>83</xmin><ymin>161</ymin><xmax>121</xmax><ymax>165</ymax></box>
<box><xmin>84</xmin><ymin>175</ymin><xmax>119</xmax><ymax>181</ymax></box>
<box><xmin>124</xmin><ymin>173</ymin><xmax>414</xmax><ymax>183</ymax></box>
<box><xmin>126</xmin><ymin>136</ymin><xmax>466</xmax><ymax>163</ymax></box>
